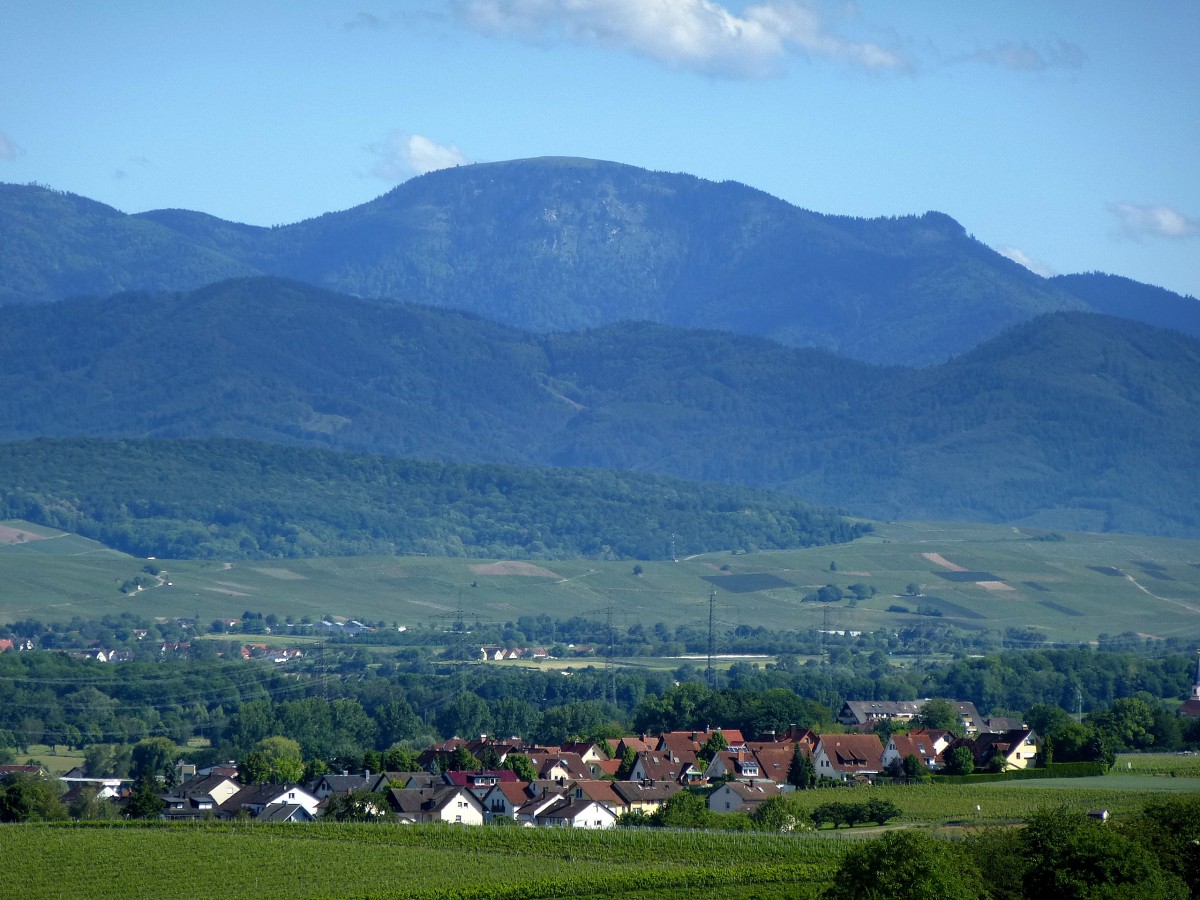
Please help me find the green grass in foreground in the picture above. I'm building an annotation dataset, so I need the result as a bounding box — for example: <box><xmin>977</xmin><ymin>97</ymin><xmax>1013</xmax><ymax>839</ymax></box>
<box><xmin>0</xmin><ymin>823</ymin><xmax>845</xmax><ymax>900</ymax></box>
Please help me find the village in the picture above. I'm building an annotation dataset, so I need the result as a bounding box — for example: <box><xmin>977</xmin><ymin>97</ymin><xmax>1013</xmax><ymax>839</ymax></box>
<box><xmin>3</xmin><ymin>698</ymin><xmax>1041</xmax><ymax>828</ymax></box>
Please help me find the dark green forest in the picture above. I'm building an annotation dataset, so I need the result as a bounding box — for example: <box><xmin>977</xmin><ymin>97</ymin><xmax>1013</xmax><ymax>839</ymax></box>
<box><xmin>0</xmin><ymin>278</ymin><xmax>1197</xmax><ymax>536</ymax></box>
<box><xmin>0</xmin><ymin>438</ymin><xmax>866</xmax><ymax>559</ymax></box>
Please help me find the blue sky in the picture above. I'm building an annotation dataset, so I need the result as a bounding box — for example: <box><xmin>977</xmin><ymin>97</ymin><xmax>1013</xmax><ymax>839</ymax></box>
<box><xmin>2</xmin><ymin>2</ymin><xmax>1197</xmax><ymax>299</ymax></box>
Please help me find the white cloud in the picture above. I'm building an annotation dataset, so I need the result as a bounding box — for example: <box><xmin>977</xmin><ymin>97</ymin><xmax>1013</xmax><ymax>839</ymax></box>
<box><xmin>0</xmin><ymin>130</ymin><xmax>21</xmax><ymax>160</ymax></box>
<box><xmin>1108</xmin><ymin>202</ymin><xmax>1199</xmax><ymax>240</ymax></box>
<box><xmin>957</xmin><ymin>39</ymin><xmax>1086</xmax><ymax>72</ymax></box>
<box><xmin>454</xmin><ymin>0</ymin><xmax>908</xmax><ymax>79</ymax></box>
<box><xmin>371</xmin><ymin>133</ymin><xmax>469</xmax><ymax>181</ymax></box>
<box><xmin>996</xmin><ymin>245</ymin><xmax>1055</xmax><ymax>278</ymax></box>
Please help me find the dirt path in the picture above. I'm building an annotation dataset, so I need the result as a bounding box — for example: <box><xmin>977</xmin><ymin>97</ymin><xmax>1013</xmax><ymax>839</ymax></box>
<box><xmin>1124</xmin><ymin>574</ymin><xmax>1200</xmax><ymax>615</ymax></box>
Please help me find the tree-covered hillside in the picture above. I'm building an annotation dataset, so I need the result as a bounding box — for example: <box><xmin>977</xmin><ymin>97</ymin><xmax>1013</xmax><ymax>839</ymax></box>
<box><xmin>0</xmin><ymin>278</ymin><xmax>1197</xmax><ymax>536</ymax></box>
<box><xmin>5</xmin><ymin>158</ymin><xmax>1198</xmax><ymax>364</ymax></box>
<box><xmin>0</xmin><ymin>184</ymin><xmax>259</xmax><ymax>305</ymax></box>
<box><xmin>0</xmin><ymin>438</ymin><xmax>866</xmax><ymax>560</ymax></box>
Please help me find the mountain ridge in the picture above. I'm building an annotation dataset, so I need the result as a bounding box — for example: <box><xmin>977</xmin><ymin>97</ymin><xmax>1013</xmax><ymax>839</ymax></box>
<box><xmin>0</xmin><ymin>276</ymin><xmax>1195</xmax><ymax>537</ymax></box>
<box><xmin>4</xmin><ymin>157</ymin><xmax>1197</xmax><ymax>364</ymax></box>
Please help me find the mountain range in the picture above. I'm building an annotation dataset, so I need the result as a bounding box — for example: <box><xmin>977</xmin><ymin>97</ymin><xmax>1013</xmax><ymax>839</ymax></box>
<box><xmin>1</xmin><ymin>277</ymin><xmax>1196</xmax><ymax>537</ymax></box>
<box><xmin>5</xmin><ymin>157</ymin><xmax>1199</xmax><ymax>366</ymax></box>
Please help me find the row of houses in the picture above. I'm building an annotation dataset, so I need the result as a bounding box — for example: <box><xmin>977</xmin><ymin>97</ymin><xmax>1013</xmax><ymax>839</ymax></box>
<box><xmin>835</xmin><ymin>699</ymin><xmax>1024</xmax><ymax>734</ymax></box>
<box><xmin>18</xmin><ymin>716</ymin><xmax>1040</xmax><ymax>828</ymax></box>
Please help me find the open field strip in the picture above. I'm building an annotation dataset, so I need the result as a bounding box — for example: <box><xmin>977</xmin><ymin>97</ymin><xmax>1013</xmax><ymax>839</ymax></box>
<box><xmin>0</xmin><ymin>823</ymin><xmax>845</xmax><ymax>900</ymax></box>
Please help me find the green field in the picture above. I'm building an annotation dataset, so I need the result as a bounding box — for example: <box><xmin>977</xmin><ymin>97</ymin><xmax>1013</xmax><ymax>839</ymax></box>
<box><xmin>0</xmin><ymin>822</ymin><xmax>847</xmax><ymax>900</ymax></box>
<box><xmin>3</xmin><ymin>518</ymin><xmax>1200</xmax><ymax>643</ymax></box>
<box><xmin>5</xmin><ymin>767</ymin><xmax>1200</xmax><ymax>900</ymax></box>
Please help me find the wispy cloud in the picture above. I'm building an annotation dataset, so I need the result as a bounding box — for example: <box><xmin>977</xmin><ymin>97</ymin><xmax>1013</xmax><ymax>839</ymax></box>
<box><xmin>371</xmin><ymin>133</ymin><xmax>469</xmax><ymax>181</ymax></box>
<box><xmin>955</xmin><ymin>38</ymin><xmax>1086</xmax><ymax>72</ymax></box>
<box><xmin>345</xmin><ymin>11</ymin><xmax>390</xmax><ymax>30</ymax></box>
<box><xmin>0</xmin><ymin>130</ymin><xmax>21</xmax><ymax>161</ymax></box>
<box><xmin>1108</xmin><ymin>202</ymin><xmax>1200</xmax><ymax>240</ymax></box>
<box><xmin>454</xmin><ymin>0</ymin><xmax>909</xmax><ymax>79</ymax></box>
<box><xmin>996</xmin><ymin>245</ymin><xmax>1055</xmax><ymax>278</ymax></box>
<box><xmin>342</xmin><ymin>9</ymin><xmax>445</xmax><ymax>31</ymax></box>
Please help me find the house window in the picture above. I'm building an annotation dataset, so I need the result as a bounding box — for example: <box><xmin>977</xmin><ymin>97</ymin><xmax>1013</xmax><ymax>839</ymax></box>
<box><xmin>455</xmin><ymin>815</ymin><xmax>462</xmax><ymax>823</ymax></box>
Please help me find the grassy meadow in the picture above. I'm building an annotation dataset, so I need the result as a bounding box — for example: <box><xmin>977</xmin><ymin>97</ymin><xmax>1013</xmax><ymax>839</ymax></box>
<box><xmin>3</xmin><ymin>518</ymin><xmax>1199</xmax><ymax>644</ymax></box>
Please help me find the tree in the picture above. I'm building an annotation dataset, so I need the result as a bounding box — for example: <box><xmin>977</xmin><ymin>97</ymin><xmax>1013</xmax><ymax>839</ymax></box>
<box><xmin>699</xmin><ymin>729</ymin><xmax>728</xmax><ymax>765</ymax></box>
<box><xmin>0</xmin><ymin>773</ymin><xmax>67</xmax><ymax>822</ymax></box>
<box><xmin>1026</xmin><ymin>704</ymin><xmax>1073</xmax><ymax>737</ymax></box>
<box><xmin>865</xmin><ymin>797</ymin><xmax>902</xmax><ymax>825</ymax></box>
<box><xmin>502</xmin><ymin>753</ymin><xmax>536</xmax><ymax>782</ymax></box>
<box><xmin>901</xmin><ymin>753</ymin><xmax>930</xmax><ymax>783</ymax></box>
<box><xmin>68</xmin><ymin>784</ymin><xmax>119</xmax><ymax>821</ymax></box>
<box><xmin>323</xmin><ymin>788</ymin><xmax>390</xmax><ymax>821</ymax></box>
<box><xmin>435</xmin><ymin>692</ymin><xmax>493</xmax><ymax>742</ymax></box>
<box><xmin>913</xmin><ymin>698</ymin><xmax>960</xmax><ymax>734</ymax></box>
<box><xmin>1050</xmin><ymin>721</ymin><xmax>1112</xmax><ymax>766</ymax></box>
<box><xmin>788</xmin><ymin>747</ymin><xmax>816</xmax><ymax>789</ymax></box>
<box><xmin>650</xmin><ymin>790</ymin><xmax>714</xmax><ymax>829</ymax></box>
<box><xmin>1123</xmin><ymin>797</ymin><xmax>1200</xmax><ymax>897</ymax></box>
<box><xmin>124</xmin><ymin>775</ymin><xmax>165</xmax><ymax>820</ymax></box>
<box><xmin>449</xmin><ymin>745</ymin><xmax>482</xmax><ymax>772</ymax></box>
<box><xmin>752</xmin><ymin>795</ymin><xmax>812</xmax><ymax>832</ymax></box>
<box><xmin>382</xmin><ymin>745</ymin><xmax>420</xmax><ymax>772</ymax></box>
<box><xmin>1089</xmin><ymin>697</ymin><xmax>1156</xmax><ymax>752</ymax></box>
<box><xmin>246</xmin><ymin>735</ymin><xmax>305</xmax><ymax>783</ymax></box>
<box><xmin>616</xmin><ymin>747</ymin><xmax>637</xmax><ymax>780</ymax></box>
<box><xmin>944</xmin><ymin>745</ymin><xmax>976</xmax><ymax>776</ymax></box>
<box><xmin>130</xmin><ymin>736</ymin><xmax>177</xmax><ymax>781</ymax></box>
<box><xmin>1019</xmin><ymin>808</ymin><xmax>1187</xmax><ymax>900</ymax></box>
<box><xmin>823</xmin><ymin>830</ymin><xmax>985</xmax><ymax>900</ymax></box>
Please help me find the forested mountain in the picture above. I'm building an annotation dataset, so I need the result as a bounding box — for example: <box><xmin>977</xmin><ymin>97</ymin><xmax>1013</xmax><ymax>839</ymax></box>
<box><xmin>0</xmin><ymin>438</ymin><xmax>865</xmax><ymax>560</ymax></box>
<box><xmin>0</xmin><ymin>277</ymin><xmax>1196</xmax><ymax>536</ymax></box>
<box><xmin>0</xmin><ymin>183</ymin><xmax>259</xmax><ymax>305</ymax></box>
<box><xmin>4</xmin><ymin>158</ymin><xmax>1198</xmax><ymax>364</ymax></box>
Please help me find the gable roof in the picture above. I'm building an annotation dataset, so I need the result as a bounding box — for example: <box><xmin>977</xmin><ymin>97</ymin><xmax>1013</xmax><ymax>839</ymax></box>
<box><xmin>749</xmin><ymin>746</ymin><xmax>794</xmax><ymax>783</ymax></box>
<box><xmin>443</xmin><ymin>769</ymin><xmax>520</xmax><ymax>788</ymax></box>
<box><xmin>712</xmin><ymin>781</ymin><xmax>783</xmax><ymax>804</ymax></box>
<box><xmin>569</xmin><ymin>779</ymin><xmax>625</xmax><ymax>809</ymax></box>
<box><xmin>610</xmin><ymin>779</ymin><xmax>683</xmax><ymax>805</ymax></box>
<box><xmin>256</xmin><ymin>803</ymin><xmax>313</xmax><ymax>823</ymax></box>
<box><xmin>536</xmin><ymin>796</ymin><xmax>617</xmax><ymax>824</ymax></box>
<box><xmin>816</xmin><ymin>734</ymin><xmax>885</xmax><ymax>773</ymax></box>
<box><xmin>482</xmin><ymin>781</ymin><xmax>532</xmax><ymax>809</ymax></box>
<box><xmin>220</xmin><ymin>783</ymin><xmax>315</xmax><ymax>816</ymax></box>
<box><xmin>387</xmin><ymin>785</ymin><xmax>481</xmax><ymax>816</ymax></box>
<box><xmin>1179</xmin><ymin>699</ymin><xmax>1200</xmax><ymax>718</ymax></box>
<box><xmin>313</xmin><ymin>773</ymin><xmax>388</xmax><ymax>794</ymax></box>
<box><xmin>887</xmin><ymin>732</ymin><xmax>942</xmax><ymax>765</ymax></box>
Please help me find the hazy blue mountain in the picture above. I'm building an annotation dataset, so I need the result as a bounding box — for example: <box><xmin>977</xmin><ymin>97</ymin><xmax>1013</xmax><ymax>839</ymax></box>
<box><xmin>0</xmin><ymin>277</ymin><xmax>1195</xmax><ymax>536</ymax></box>
<box><xmin>0</xmin><ymin>183</ymin><xmax>260</xmax><ymax>305</ymax></box>
<box><xmin>1053</xmin><ymin>272</ymin><xmax>1200</xmax><ymax>340</ymax></box>
<box><xmin>5</xmin><ymin>158</ymin><xmax>1198</xmax><ymax>364</ymax></box>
